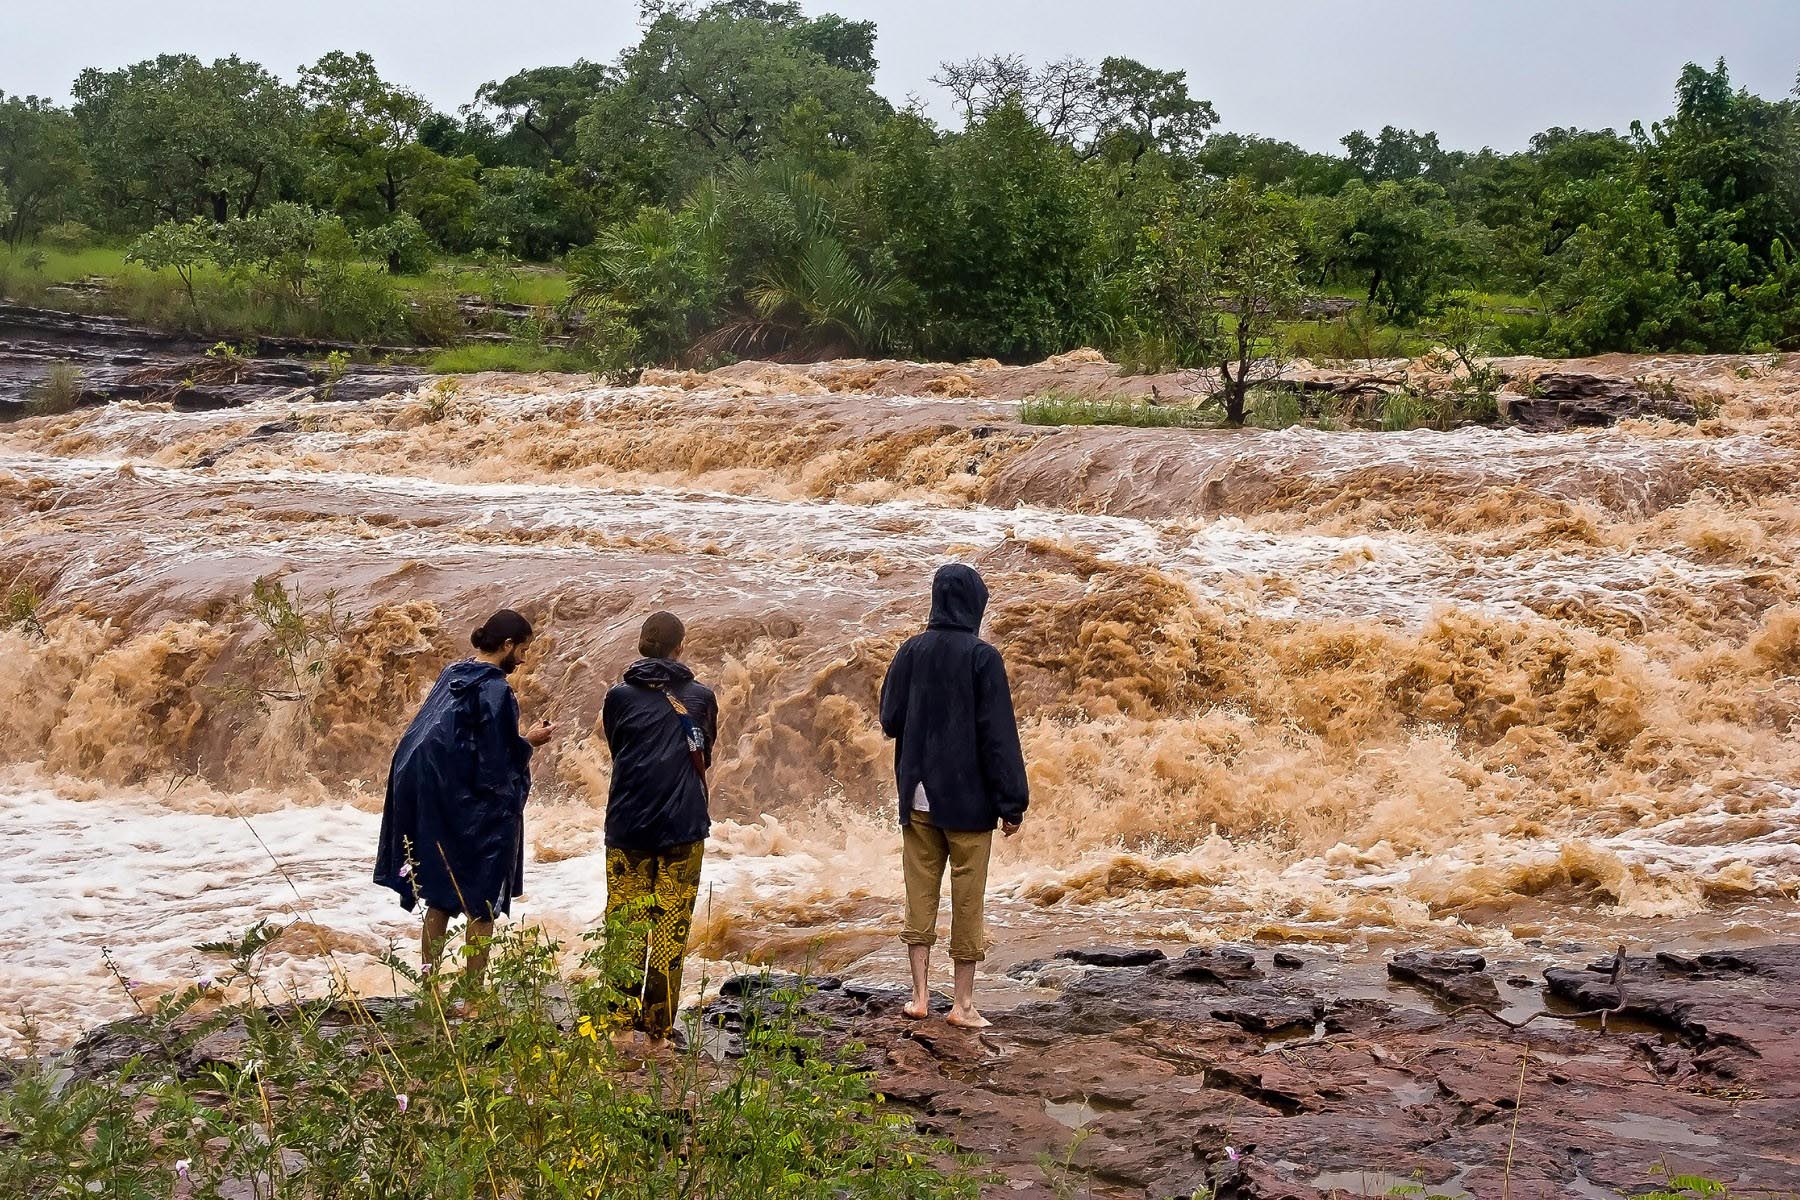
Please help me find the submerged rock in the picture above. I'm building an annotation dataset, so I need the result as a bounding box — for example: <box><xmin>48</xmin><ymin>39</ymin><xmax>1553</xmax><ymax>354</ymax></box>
<box><xmin>1054</xmin><ymin>946</ymin><xmax>1167</xmax><ymax>968</ymax></box>
<box><xmin>1387</xmin><ymin>950</ymin><xmax>1503</xmax><ymax>1009</ymax></box>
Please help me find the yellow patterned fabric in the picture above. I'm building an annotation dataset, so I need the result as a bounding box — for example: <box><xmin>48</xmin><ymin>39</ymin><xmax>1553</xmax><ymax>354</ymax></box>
<box><xmin>604</xmin><ymin>840</ymin><xmax>705</xmax><ymax>1036</ymax></box>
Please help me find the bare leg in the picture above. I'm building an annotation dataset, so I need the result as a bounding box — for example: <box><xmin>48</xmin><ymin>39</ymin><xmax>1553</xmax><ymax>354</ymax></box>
<box><xmin>465</xmin><ymin>918</ymin><xmax>495</xmax><ymax>986</ymax></box>
<box><xmin>904</xmin><ymin>943</ymin><xmax>931</xmax><ymax>1019</ymax></box>
<box><xmin>946</xmin><ymin>959</ymin><xmax>990</xmax><ymax>1029</ymax></box>
<box><xmin>421</xmin><ymin>907</ymin><xmax>452</xmax><ymax>972</ymax></box>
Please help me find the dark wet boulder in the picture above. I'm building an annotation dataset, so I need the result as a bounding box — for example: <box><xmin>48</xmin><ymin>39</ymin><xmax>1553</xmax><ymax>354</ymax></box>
<box><xmin>1498</xmin><ymin>371</ymin><xmax>1698</xmax><ymax>430</ymax></box>
<box><xmin>1055</xmin><ymin>945</ymin><xmax>1167</xmax><ymax>968</ymax></box>
<box><xmin>1211</xmin><ymin>991</ymin><xmax>1323</xmax><ymax>1036</ymax></box>
<box><xmin>1156</xmin><ymin>946</ymin><xmax>1262</xmax><ymax>983</ymax></box>
<box><xmin>1388</xmin><ymin>950</ymin><xmax>1502</xmax><ymax>1009</ymax></box>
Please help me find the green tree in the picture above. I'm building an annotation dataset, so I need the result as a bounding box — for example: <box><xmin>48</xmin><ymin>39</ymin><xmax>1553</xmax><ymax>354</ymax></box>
<box><xmin>71</xmin><ymin>55</ymin><xmax>300</xmax><ymax>228</ymax></box>
<box><xmin>1090</xmin><ymin>56</ymin><xmax>1216</xmax><ymax>165</ymax></box>
<box><xmin>468</xmin><ymin>61</ymin><xmax>614</xmax><ymax>166</ymax></box>
<box><xmin>574</xmin><ymin>1</ymin><xmax>890</xmax><ymax>201</ymax></box>
<box><xmin>1130</xmin><ymin>179</ymin><xmax>1309</xmax><ymax>425</ymax></box>
<box><xmin>1332</xmin><ymin>178</ymin><xmax>1469</xmax><ymax>321</ymax></box>
<box><xmin>299</xmin><ymin>51</ymin><xmax>478</xmax><ymax>268</ymax></box>
<box><xmin>125</xmin><ymin>217</ymin><xmax>219</xmax><ymax>304</ymax></box>
<box><xmin>1341</xmin><ymin>125</ymin><xmax>1457</xmax><ymax>184</ymax></box>
<box><xmin>1638</xmin><ymin>59</ymin><xmax>1800</xmax><ymax>284</ymax></box>
<box><xmin>0</xmin><ymin>93</ymin><xmax>87</xmax><ymax>248</ymax></box>
<box><xmin>1195</xmin><ymin>133</ymin><xmax>1353</xmax><ymax>194</ymax></box>
<box><xmin>468</xmin><ymin>165</ymin><xmax>600</xmax><ymax>257</ymax></box>
<box><xmin>863</xmin><ymin>104</ymin><xmax>1104</xmax><ymax>360</ymax></box>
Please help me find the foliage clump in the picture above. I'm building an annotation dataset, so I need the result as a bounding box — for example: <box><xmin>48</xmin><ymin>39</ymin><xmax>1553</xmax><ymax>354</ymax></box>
<box><xmin>0</xmin><ymin>917</ymin><xmax>978</xmax><ymax>1199</ymax></box>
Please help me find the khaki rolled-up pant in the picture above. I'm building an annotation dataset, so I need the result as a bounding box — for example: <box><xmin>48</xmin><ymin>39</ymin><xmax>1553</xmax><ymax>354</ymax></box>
<box><xmin>900</xmin><ymin>810</ymin><xmax>994</xmax><ymax>963</ymax></box>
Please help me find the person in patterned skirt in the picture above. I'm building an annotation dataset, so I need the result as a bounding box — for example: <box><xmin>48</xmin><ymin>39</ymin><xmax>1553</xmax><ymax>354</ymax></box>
<box><xmin>600</xmin><ymin>611</ymin><xmax>716</xmax><ymax>1038</ymax></box>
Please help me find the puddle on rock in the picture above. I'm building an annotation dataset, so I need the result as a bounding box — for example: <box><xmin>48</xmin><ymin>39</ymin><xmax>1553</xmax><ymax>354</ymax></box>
<box><xmin>1586</xmin><ymin>1111</ymin><xmax>1720</xmax><ymax>1147</ymax></box>
<box><xmin>1043</xmin><ymin>1095</ymin><xmax>1132</xmax><ymax>1130</ymax></box>
<box><xmin>1310</xmin><ymin>1169</ymin><xmax>1471</xmax><ymax>1198</ymax></box>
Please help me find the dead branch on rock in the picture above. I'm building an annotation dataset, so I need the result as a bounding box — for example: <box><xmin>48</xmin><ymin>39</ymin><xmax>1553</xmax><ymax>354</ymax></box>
<box><xmin>1448</xmin><ymin>945</ymin><xmax>1629</xmax><ymax>1033</ymax></box>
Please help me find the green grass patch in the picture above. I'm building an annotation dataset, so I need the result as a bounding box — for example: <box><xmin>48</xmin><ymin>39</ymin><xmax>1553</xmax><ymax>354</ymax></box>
<box><xmin>1019</xmin><ymin>392</ymin><xmax>1213</xmax><ymax>428</ymax></box>
<box><xmin>390</xmin><ymin>263</ymin><xmax>571</xmax><ymax>307</ymax></box>
<box><xmin>425</xmin><ymin>341</ymin><xmax>591</xmax><ymax>374</ymax></box>
<box><xmin>2</xmin><ymin>242</ymin><xmax>132</xmax><ymax>285</ymax></box>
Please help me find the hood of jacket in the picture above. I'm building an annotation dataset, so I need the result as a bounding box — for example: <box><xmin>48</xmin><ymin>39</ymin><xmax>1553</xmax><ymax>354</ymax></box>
<box><xmin>445</xmin><ymin>658</ymin><xmax>506</xmax><ymax>694</ymax></box>
<box><xmin>927</xmin><ymin>563</ymin><xmax>989</xmax><ymax>633</ymax></box>
<box><xmin>623</xmin><ymin>657</ymin><xmax>696</xmax><ymax>690</ymax></box>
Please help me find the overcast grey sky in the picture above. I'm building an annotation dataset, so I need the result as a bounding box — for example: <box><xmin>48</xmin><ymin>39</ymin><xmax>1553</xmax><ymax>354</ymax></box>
<box><xmin>5</xmin><ymin>1</ymin><xmax>1797</xmax><ymax>153</ymax></box>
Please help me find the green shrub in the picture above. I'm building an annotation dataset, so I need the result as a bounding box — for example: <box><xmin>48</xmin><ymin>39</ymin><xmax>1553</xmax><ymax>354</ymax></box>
<box><xmin>0</xmin><ymin>921</ymin><xmax>978</xmax><ymax>1200</ymax></box>
<box><xmin>1019</xmin><ymin>391</ymin><xmax>1212</xmax><ymax>428</ymax></box>
<box><xmin>38</xmin><ymin>220</ymin><xmax>97</xmax><ymax>250</ymax></box>
<box><xmin>359</xmin><ymin>212</ymin><xmax>435</xmax><ymax>275</ymax></box>
<box><xmin>312</xmin><ymin>262</ymin><xmax>410</xmax><ymax>343</ymax></box>
<box><xmin>26</xmin><ymin>361</ymin><xmax>83</xmax><ymax>415</ymax></box>
<box><xmin>3</xmin><ymin>580</ymin><xmax>44</xmax><ymax>637</ymax></box>
<box><xmin>405</xmin><ymin>284</ymin><xmax>468</xmax><ymax>345</ymax></box>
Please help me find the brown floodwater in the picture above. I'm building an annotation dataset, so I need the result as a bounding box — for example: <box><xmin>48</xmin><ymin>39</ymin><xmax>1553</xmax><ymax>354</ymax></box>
<box><xmin>3</xmin><ymin>351</ymin><xmax>1799</xmax><ymax>1047</ymax></box>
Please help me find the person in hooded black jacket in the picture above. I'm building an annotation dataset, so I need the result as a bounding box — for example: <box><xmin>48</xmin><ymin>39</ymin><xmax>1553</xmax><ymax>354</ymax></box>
<box><xmin>600</xmin><ymin>610</ymin><xmax>717</xmax><ymax>1037</ymax></box>
<box><xmin>879</xmin><ymin>563</ymin><xmax>1029</xmax><ymax>1029</ymax></box>
<box><xmin>375</xmin><ymin>609</ymin><xmax>555</xmax><ymax>986</ymax></box>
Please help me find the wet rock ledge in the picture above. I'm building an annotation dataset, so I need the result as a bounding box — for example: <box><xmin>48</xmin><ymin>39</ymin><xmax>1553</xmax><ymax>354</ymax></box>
<box><xmin>710</xmin><ymin>944</ymin><xmax>1800</xmax><ymax>1199</ymax></box>
<box><xmin>23</xmin><ymin>944</ymin><xmax>1800</xmax><ymax>1199</ymax></box>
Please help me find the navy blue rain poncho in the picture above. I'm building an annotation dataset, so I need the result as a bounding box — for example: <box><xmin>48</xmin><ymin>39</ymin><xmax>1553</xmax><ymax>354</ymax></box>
<box><xmin>374</xmin><ymin>660</ymin><xmax>534</xmax><ymax>919</ymax></box>
<box><xmin>879</xmin><ymin>564</ymin><xmax>1030</xmax><ymax>832</ymax></box>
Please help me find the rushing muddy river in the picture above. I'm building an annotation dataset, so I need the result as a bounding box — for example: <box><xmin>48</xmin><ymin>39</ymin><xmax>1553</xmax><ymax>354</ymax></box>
<box><xmin>3</xmin><ymin>351</ymin><xmax>1799</xmax><ymax>1047</ymax></box>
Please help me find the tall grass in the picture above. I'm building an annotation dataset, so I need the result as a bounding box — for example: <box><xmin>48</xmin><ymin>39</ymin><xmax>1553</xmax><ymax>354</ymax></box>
<box><xmin>26</xmin><ymin>361</ymin><xmax>84</xmax><ymax>415</ymax></box>
<box><xmin>1019</xmin><ymin>391</ymin><xmax>1212</xmax><ymax>428</ymax></box>
<box><xmin>425</xmin><ymin>342</ymin><xmax>592</xmax><ymax>374</ymax></box>
<box><xmin>0</xmin><ymin>919</ymin><xmax>979</xmax><ymax>1199</ymax></box>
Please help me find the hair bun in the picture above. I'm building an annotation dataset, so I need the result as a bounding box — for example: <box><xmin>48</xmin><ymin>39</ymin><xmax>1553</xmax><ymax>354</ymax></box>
<box><xmin>471</xmin><ymin>609</ymin><xmax>532</xmax><ymax>655</ymax></box>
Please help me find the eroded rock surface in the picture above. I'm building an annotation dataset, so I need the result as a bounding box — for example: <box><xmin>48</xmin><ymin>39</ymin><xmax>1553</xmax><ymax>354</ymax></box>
<box><xmin>707</xmin><ymin>944</ymin><xmax>1800</xmax><ymax>1199</ymax></box>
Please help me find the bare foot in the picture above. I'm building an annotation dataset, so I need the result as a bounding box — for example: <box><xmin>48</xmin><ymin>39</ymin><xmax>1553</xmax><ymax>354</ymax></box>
<box><xmin>902</xmin><ymin>996</ymin><xmax>931</xmax><ymax>1020</ymax></box>
<box><xmin>610</xmin><ymin>1029</ymin><xmax>657</xmax><ymax>1058</ymax></box>
<box><xmin>945</xmin><ymin>1006</ymin><xmax>991</xmax><ymax>1030</ymax></box>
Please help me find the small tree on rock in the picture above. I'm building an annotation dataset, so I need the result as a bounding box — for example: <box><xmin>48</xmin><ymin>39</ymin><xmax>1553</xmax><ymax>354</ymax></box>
<box><xmin>1132</xmin><ymin>178</ymin><xmax>1309</xmax><ymax>425</ymax></box>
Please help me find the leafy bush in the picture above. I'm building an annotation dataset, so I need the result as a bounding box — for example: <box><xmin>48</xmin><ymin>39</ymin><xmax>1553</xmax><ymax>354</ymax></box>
<box><xmin>567</xmin><ymin>205</ymin><xmax>724</xmax><ymax>365</ymax></box>
<box><xmin>38</xmin><ymin>219</ymin><xmax>97</xmax><ymax>249</ymax></box>
<box><xmin>359</xmin><ymin>212</ymin><xmax>435</xmax><ymax>275</ymax></box>
<box><xmin>0</xmin><ymin>922</ymin><xmax>978</xmax><ymax>1200</ymax></box>
<box><xmin>2</xmin><ymin>580</ymin><xmax>45</xmax><ymax>637</ymax></box>
<box><xmin>312</xmin><ymin>261</ymin><xmax>410</xmax><ymax>343</ymax></box>
<box><xmin>405</xmin><ymin>284</ymin><xmax>467</xmax><ymax>345</ymax></box>
<box><xmin>125</xmin><ymin>217</ymin><xmax>218</xmax><ymax>304</ymax></box>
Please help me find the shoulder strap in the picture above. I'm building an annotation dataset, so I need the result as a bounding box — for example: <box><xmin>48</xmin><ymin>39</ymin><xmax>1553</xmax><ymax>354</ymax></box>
<box><xmin>663</xmin><ymin>691</ymin><xmax>709</xmax><ymax>783</ymax></box>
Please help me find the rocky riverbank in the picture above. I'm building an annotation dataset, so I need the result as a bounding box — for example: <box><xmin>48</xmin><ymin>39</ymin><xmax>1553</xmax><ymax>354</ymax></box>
<box><xmin>719</xmin><ymin>942</ymin><xmax>1800</xmax><ymax>1198</ymax></box>
<box><xmin>32</xmin><ymin>941</ymin><xmax>1800</xmax><ymax>1199</ymax></box>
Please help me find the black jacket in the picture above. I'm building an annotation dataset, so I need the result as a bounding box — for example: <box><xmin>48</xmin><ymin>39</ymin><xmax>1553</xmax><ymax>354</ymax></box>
<box><xmin>375</xmin><ymin>660</ymin><xmax>532</xmax><ymax>918</ymax></box>
<box><xmin>879</xmin><ymin>564</ymin><xmax>1029</xmax><ymax>832</ymax></box>
<box><xmin>602</xmin><ymin>657</ymin><xmax>717</xmax><ymax>852</ymax></box>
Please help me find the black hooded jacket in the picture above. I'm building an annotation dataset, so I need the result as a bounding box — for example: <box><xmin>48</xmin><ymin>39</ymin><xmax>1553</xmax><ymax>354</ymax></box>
<box><xmin>879</xmin><ymin>564</ymin><xmax>1029</xmax><ymax>832</ymax></box>
<box><xmin>602</xmin><ymin>657</ymin><xmax>717</xmax><ymax>852</ymax></box>
<box><xmin>374</xmin><ymin>660</ymin><xmax>532</xmax><ymax>918</ymax></box>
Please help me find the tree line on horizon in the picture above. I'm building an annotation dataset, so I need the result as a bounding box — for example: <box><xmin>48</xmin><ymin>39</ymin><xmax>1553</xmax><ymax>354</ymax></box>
<box><xmin>2</xmin><ymin>0</ymin><xmax>1798</xmax><ymax>371</ymax></box>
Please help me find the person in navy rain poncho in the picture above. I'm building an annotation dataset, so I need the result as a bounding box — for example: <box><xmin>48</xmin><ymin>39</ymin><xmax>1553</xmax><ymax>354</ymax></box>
<box><xmin>374</xmin><ymin>609</ymin><xmax>555</xmax><ymax>983</ymax></box>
